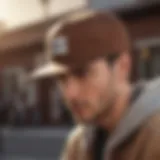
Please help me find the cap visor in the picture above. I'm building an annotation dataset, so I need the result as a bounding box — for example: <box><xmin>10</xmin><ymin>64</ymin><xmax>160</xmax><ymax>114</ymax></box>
<box><xmin>28</xmin><ymin>62</ymin><xmax>68</xmax><ymax>81</ymax></box>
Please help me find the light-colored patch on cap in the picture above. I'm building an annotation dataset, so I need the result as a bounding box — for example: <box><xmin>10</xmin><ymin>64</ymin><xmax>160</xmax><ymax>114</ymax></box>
<box><xmin>45</xmin><ymin>21</ymin><xmax>64</xmax><ymax>60</ymax></box>
<box><xmin>52</xmin><ymin>36</ymin><xmax>68</xmax><ymax>56</ymax></box>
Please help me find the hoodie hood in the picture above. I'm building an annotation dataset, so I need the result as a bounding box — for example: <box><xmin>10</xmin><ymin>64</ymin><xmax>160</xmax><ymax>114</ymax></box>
<box><xmin>105</xmin><ymin>77</ymin><xmax>160</xmax><ymax>159</ymax></box>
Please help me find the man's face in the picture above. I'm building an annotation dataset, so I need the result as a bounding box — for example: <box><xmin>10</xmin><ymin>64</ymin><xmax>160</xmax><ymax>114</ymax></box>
<box><xmin>58</xmin><ymin>55</ymin><xmax>130</xmax><ymax>124</ymax></box>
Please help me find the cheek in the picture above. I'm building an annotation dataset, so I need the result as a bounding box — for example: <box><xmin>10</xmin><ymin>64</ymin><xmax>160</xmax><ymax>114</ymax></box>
<box><xmin>83</xmin><ymin>75</ymin><xmax>109</xmax><ymax>104</ymax></box>
<box><xmin>87</xmin><ymin>73</ymin><xmax>109</xmax><ymax>95</ymax></box>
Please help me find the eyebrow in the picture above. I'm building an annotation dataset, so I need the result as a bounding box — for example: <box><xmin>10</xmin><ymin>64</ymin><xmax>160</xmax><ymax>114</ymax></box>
<box><xmin>70</xmin><ymin>66</ymin><xmax>88</xmax><ymax>77</ymax></box>
<box><xmin>105</xmin><ymin>54</ymin><xmax>120</xmax><ymax>65</ymax></box>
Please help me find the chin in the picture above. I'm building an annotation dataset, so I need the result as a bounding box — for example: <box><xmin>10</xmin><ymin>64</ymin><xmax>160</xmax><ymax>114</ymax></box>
<box><xmin>73</xmin><ymin>115</ymin><xmax>95</xmax><ymax>125</ymax></box>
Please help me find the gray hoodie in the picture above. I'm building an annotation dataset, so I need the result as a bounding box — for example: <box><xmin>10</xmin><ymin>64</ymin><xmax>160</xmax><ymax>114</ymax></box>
<box><xmin>104</xmin><ymin>77</ymin><xmax>160</xmax><ymax>159</ymax></box>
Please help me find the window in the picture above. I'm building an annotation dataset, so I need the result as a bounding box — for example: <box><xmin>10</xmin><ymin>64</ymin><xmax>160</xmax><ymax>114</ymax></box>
<box><xmin>137</xmin><ymin>38</ymin><xmax>160</xmax><ymax>80</ymax></box>
<box><xmin>1</xmin><ymin>67</ymin><xmax>38</xmax><ymax>126</ymax></box>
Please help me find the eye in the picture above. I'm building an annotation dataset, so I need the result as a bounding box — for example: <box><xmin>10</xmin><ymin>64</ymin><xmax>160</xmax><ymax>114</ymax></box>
<box><xmin>72</xmin><ymin>67</ymin><xmax>88</xmax><ymax>78</ymax></box>
<box><xmin>57</xmin><ymin>74</ymin><xmax>69</xmax><ymax>85</ymax></box>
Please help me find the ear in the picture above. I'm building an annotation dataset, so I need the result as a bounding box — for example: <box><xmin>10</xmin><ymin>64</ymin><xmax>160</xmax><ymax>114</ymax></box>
<box><xmin>113</xmin><ymin>52</ymin><xmax>131</xmax><ymax>81</ymax></box>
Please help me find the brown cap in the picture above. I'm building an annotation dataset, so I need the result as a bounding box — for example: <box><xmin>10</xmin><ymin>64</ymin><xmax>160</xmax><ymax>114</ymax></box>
<box><xmin>30</xmin><ymin>8</ymin><xmax>130</xmax><ymax>80</ymax></box>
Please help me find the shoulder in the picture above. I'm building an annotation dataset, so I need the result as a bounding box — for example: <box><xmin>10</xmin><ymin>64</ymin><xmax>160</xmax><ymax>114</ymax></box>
<box><xmin>138</xmin><ymin>112</ymin><xmax>160</xmax><ymax>159</ymax></box>
<box><xmin>137</xmin><ymin>112</ymin><xmax>160</xmax><ymax>139</ymax></box>
<box><xmin>61</xmin><ymin>125</ymin><xmax>87</xmax><ymax>160</ymax></box>
<box><xmin>67</xmin><ymin>125</ymin><xmax>86</xmax><ymax>146</ymax></box>
<box><xmin>145</xmin><ymin>112</ymin><xmax>160</xmax><ymax>134</ymax></box>
<box><xmin>137</xmin><ymin>112</ymin><xmax>160</xmax><ymax>149</ymax></box>
<box><xmin>133</xmin><ymin>112</ymin><xmax>160</xmax><ymax>149</ymax></box>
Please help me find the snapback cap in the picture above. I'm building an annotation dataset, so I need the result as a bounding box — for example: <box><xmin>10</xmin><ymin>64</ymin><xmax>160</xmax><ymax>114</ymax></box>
<box><xmin>29</xmin><ymin>8</ymin><xmax>130</xmax><ymax>80</ymax></box>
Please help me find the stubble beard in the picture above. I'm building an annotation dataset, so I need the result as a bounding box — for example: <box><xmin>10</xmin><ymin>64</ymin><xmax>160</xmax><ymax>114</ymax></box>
<box><xmin>95</xmin><ymin>93</ymin><xmax>117</xmax><ymax>126</ymax></box>
<box><xmin>91</xmin><ymin>84</ymin><xmax>117</xmax><ymax>126</ymax></box>
<box><xmin>72</xmin><ymin>92</ymin><xmax>117</xmax><ymax>126</ymax></box>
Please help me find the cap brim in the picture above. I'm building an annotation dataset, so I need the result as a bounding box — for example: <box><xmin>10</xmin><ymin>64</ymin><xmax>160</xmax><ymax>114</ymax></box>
<box><xmin>28</xmin><ymin>61</ymin><xmax>68</xmax><ymax>81</ymax></box>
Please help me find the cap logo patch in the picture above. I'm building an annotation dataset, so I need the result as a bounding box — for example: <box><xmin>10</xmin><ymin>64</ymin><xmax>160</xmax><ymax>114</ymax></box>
<box><xmin>53</xmin><ymin>36</ymin><xmax>68</xmax><ymax>56</ymax></box>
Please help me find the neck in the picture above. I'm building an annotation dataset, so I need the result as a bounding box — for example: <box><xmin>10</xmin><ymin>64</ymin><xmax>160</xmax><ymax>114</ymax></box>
<box><xmin>98</xmin><ymin>84</ymin><xmax>133</xmax><ymax>133</ymax></box>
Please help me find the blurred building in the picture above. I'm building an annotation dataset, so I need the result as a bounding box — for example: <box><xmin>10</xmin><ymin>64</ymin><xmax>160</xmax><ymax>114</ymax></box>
<box><xmin>0</xmin><ymin>1</ymin><xmax>159</xmax><ymax>127</ymax></box>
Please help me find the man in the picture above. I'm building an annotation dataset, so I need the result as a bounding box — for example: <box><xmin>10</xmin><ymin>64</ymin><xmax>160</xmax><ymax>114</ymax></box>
<box><xmin>30</xmin><ymin>9</ymin><xmax>160</xmax><ymax>160</ymax></box>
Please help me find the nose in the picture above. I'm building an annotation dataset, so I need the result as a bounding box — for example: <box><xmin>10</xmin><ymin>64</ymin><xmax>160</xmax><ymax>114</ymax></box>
<box><xmin>63</xmin><ymin>78</ymin><xmax>81</xmax><ymax>100</ymax></box>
